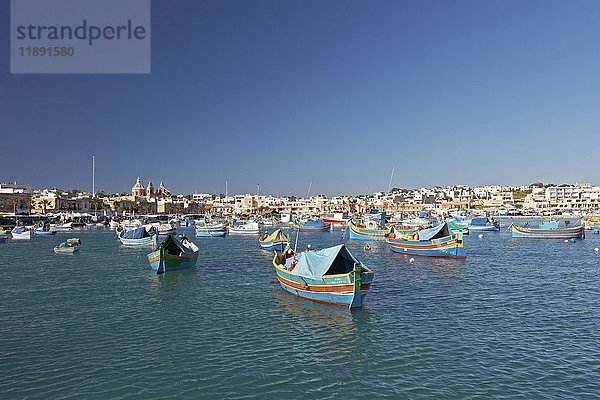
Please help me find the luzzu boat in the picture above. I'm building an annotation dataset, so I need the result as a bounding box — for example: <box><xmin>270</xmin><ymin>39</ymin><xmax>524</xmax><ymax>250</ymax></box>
<box><xmin>511</xmin><ymin>221</ymin><xmax>584</xmax><ymax>239</ymax></box>
<box><xmin>147</xmin><ymin>234</ymin><xmax>199</xmax><ymax>274</ymax></box>
<box><xmin>297</xmin><ymin>219</ymin><xmax>331</xmax><ymax>232</ymax></box>
<box><xmin>259</xmin><ymin>228</ymin><xmax>290</xmax><ymax>252</ymax></box>
<box><xmin>272</xmin><ymin>244</ymin><xmax>374</xmax><ymax>309</ymax></box>
<box><xmin>118</xmin><ymin>226</ymin><xmax>158</xmax><ymax>247</ymax></box>
<box><xmin>387</xmin><ymin>222</ymin><xmax>466</xmax><ymax>259</ymax></box>
<box><xmin>348</xmin><ymin>218</ymin><xmax>392</xmax><ymax>241</ymax></box>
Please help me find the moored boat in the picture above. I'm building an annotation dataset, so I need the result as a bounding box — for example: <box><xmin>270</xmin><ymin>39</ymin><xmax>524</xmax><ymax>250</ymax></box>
<box><xmin>297</xmin><ymin>219</ymin><xmax>331</xmax><ymax>232</ymax></box>
<box><xmin>468</xmin><ymin>217</ymin><xmax>500</xmax><ymax>232</ymax></box>
<box><xmin>118</xmin><ymin>226</ymin><xmax>158</xmax><ymax>247</ymax></box>
<box><xmin>347</xmin><ymin>218</ymin><xmax>392</xmax><ymax>241</ymax></box>
<box><xmin>11</xmin><ymin>227</ymin><xmax>31</xmax><ymax>240</ymax></box>
<box><xmin>387</xmin><ymin>222</ymin><xmax>466</xmax><ymax>259</ymax></box>
<box><xmin>195</xmin><ymin>229</ymin><xmax>227</xmax><ymax>237</ymax></box>
<box><xmin>147</xmin><ymin>234</ymin><xmax>199</xmax><ymax>274</ymax></box>
<box><xmin>272</xmin><ymin>244</ymin><xmax>374</xmax><ymax>309</ymax></box>
<box><xmin>54</xmin><ymin>238</ymin><xmax>81</xmax><ymax>254</ymax></box>
<box><xmin>34</xmin><ymin>222</ymin><xmax>57</xmax><ymax>236</ymax></box>
<box><xmin>228</xmin><ymin>222</ymin><xmax>260</xmax><ymax>234</ymax></box>
<box><xmin>259</xmin><ymin>228</ymin><xmax>290</xmax><ymax>252</ymax></box>
<box><xmin>511</xmin><ymin>221</ymin><xmax>584</xmax><ymax>239</ymax></box>
<box><xmin>322</xmin><ymin>213</ymin><xmax>350</xmax><ymax>226</ymax></box>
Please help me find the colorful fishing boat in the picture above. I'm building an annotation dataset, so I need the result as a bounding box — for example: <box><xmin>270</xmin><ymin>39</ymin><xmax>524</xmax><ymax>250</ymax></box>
<box><xmin>347</xmin><ymin>219</ymin><xmax>392</xmax><ymax>241</ymax></box>
<box><xmin>11</xmin><ymin>227</ymin><xmax>32</xmax><ymax>240</ymax></box>
<box><xmin>387</xmin><ymin>222</ymin><xmax>466</xmax><ymax>259</ymax></box>
<box><xmin>272</xmin><ymin>244</ymin><xmax>374</xmax><ymax>309</ymax></box>
<box><xmin>118</xmin><ymin>226</ymin><xmax>158</xmax><ymax>247</ymax></box>
<box><xmin>468</xmin><ymin>217</ymin><xmax>500</xmax><ymax>232</ymax></box>
<box><xmin>147</xmin><ymin>234</ymin><xmax>199</xmax><ymax>274</ymax></box>
<box><xmin>297</xmin><ymin>219</ymin><xmax>331</xmax><ymax>232</ymax></box>
<box><xmin>54</xmin><ymin>238</ymin><xmax>81</xmax><ymax>254</ymax></box>
<box><xmin>446</xmin><ymin>219</ymin><xmax>469</xmax><ymax>235</ymax></box>
<box><xmin>511</xmin><ymin>221</ymin><xmax>585</xmax><ymax>239</ymax></box>
<box><xmin>259</xmin><ymin>228</ymin><xmax>290</xmax><ymax>252</ymax></box>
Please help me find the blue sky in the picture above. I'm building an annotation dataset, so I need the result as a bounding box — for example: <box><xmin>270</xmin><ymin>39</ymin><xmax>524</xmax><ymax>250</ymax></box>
<box><xmin>2</xmin><ymin>0</ymin><xmax>600</xmax><ymax>196</ymax></box>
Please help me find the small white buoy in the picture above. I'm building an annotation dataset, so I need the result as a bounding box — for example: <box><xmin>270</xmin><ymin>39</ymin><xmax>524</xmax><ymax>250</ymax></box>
<box><xmin>409</xmin><ymin>258</ymin><xmax>415</xmax><ymax>263</ymax></box>
<box><xmin>595</xmin><ymin>248</ymin><xmax>599</xmax><ymax>252</ymax></box>
<box><xmin>478</xmin><ymin>234</ymin><xmax>484</xmax><ymax>239</ymax></box>
<box><xmin>564</xmin><ymin>239</ymin><xmax>569</xmax><ymax>243</ymax></box>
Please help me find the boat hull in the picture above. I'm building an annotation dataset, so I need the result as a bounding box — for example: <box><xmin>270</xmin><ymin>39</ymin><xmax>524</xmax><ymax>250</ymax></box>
<box><xmin>388</xmin><ymin>236</ymin><xmax>466</xmax><ymax>259</ymax></box>
<box><xmin>468</xmin><ymin>225</ymin><xmax>500</xmax><ymax>232</ymax></box>
<box><xmin>35</xmin><ymin>230</ymin><xmax>57</xmax><ymax>236</ymax></box>
<box><xmin>348</xmin><ymin>222</ymin><xmax>389</xmax><ymax>241</ymax></box>
<box><xmin>260</xmin><ymin>240</ymin><xmax>288</xmax><ymax>252</ymax></box>
<box><xmin>11</xmin><ymin>231</ymin><xmax>31</xmax><ymax>240</ymax></box>
<box><xmin>119</xmin><ymin>235</ymin><xmax>157</xmax><ymax>247</ymax></box>
<box><xmin>274</xmin><ymin>266</ymin><xmax>373</xmax><ymax>307</ymax></box>
<box><xmin>195</xmin><ymin>229</ymin><xmax>227</xmax><ymax>237</ymax></box>
<box><xmin>147</xmin><ymin>251</ymin><xmax>198</xmax><ymax>272</ymax></box>
<box><xmin>228</xmin><ymin>228</ymin><xmax>259</xmax><ymax>234</ymax></box>
<box><xmin>511</xmin><ymin>225</ymin><xmax>584</xmax><ymax>239</ymax></box>
<box><xmin>54</xmin><ymin>246</ymin><xmax>79</xmax><ymax>254</ymax></box>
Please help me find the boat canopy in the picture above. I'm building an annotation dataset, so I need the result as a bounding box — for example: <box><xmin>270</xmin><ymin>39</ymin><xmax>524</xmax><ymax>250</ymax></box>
<box><xmin>285</xmin><ymin>244</ymin><xmax>359</xmax><ymax>278</ymax></box>
<box><xmin>446</xmin><ymin>220</ymin><xmax>464</xmax><ymax>231</ymax></box>
<box><xmin>416</xmin><ymin>222</ymin><xmax>452</xmax><ymax>241</ymax></box>
<box><xmin>121</xmin><ymin>227</ymin><xmax>152</xmax><ymax>239</ymax></box>
<box><xmin>303</xmin><ymin>220</ymin><xmax>327</xmax><ymax>228</ymax></box>
<box><xmin>13</xmin><ymin>227</ymin><xmax>27</xmax><ymax>234</ymax></box>
<box><xmin>262</xmin><ymin>228</ymin><xmax>288</xmax><ymax>243</ymax></box>
<box><xmin>470</xmin><ymin>217</ymin><xmax>489</xmax><ymax>226</ymax></box>
<box><xmin>540</xmin><ymin>221</ymin><xmax>560</xmax><ymax>230</ymax></box>
<box><xmin>158</xmin><ymin>234</ymin><xmax>198</xmax><ymax>255</ymax></box>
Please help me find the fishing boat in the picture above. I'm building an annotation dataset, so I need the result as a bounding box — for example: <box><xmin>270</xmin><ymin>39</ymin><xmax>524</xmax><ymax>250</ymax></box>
<box><xmin>34</xmin><ymin>222</ymin><xmax>57</xmax><ymax>236</ymax></box>
<box><xmin>228</xmin><ymin>222</ymin><xmax>260</xmax><ymax>234</ymax></box>
<box><xmin>147</xmin><ymin>234</ymin><xmax>199</xmax><ymax>274</ymax></box>
<box><xmin>272</xmin><ymin>244</ymin><xmax>374</xmax><ymax>309</ymax></box>
<box><xmin>11</xmin><ymin>227</ymin><xmax>32</xmax><ymax>240</ymax></box>
<box><xmin>118</xmin><ymin>226</ymin><xmax>158</xmax><ymax>247</ymax></box>
<box><xmin>347</xmin><ymin>218</ymin><xmax>392</xmax><ymax>241</ymax></box>
<box><xmin>259</xmin><ymin>228</ymin><xmax>290</xmax><ymax>252</ymax></box>
<box><xmin>297</xmin><ymin>219</ymin><xmax>331</xmax><ymax>232</ymax></box>
<box><xmin>53</xmin><ymin>222</ymin><xmax>74</xmax><ymax>231</ymax></box>
<box><xmin>157</xmin><ymin>223</ymin><xmax>177</xmax><ymax>235</ymax></box>
<box><xmin>446</xmin><ymin>219</ymin><xmax>469</xmax><ymax>235</ymax></box>
<box><xmin>195</xmin><ymin>228</ymin><xmax>227</xmax><ymax>237</ymax></box>
<box><xmin>387</xmin><ymin>222</ymin><xmax>466</xmax><ymax>259</ymax></box>
<box><xmin>468</xmin><ymin>217</ymin><xmax>500</xmax><ymax>232</ymax></box>
<box><xmin>511</xmin><ymin>221</ymin><xmax>585</xmax><ymax>239</ymax></box>
<box><xmin>322</xmin><ymin>213</ymin><xmax>350</xmax><ymax>226</ymax></box>
<box><xmin>54</xmin><ymin>238</ymin><xmax>81</xmax><ymax>254</ymax></box>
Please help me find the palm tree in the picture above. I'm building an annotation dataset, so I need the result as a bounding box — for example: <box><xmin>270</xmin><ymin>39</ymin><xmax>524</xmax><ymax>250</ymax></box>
<box><xmin>8</xmin><ymin>197</ymin><xmax>20</xmax><ymax>215</ymax></box>
<box><xmin>40</xmin><ymin>199</ymin><xmax>51</xmax><ymax>215</ymax></box>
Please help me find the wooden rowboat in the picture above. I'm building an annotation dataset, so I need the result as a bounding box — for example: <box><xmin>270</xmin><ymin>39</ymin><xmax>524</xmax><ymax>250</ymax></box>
<box><xmin>511</xmin><ymin>222</ymin><xmax>584</xmax><ymax>239</ymax></box>
<box><xmin>259</xmin><ymin>228</ymin><xmax>289</xmax><ymax>252</ymax></box>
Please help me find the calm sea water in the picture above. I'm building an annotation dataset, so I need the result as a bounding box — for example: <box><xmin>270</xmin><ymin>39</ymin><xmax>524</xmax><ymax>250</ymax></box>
<box><xmin>1</xmin><ymin>227</ymin><xmax>599</xmax><ymax>399</ymax></box>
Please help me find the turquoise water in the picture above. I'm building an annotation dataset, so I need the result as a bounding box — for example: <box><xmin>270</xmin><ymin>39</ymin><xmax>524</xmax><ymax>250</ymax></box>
<box><xmin>1</xmin><ymin>227</ymin><xmax>600</xmax><ymax>399</ymax></box>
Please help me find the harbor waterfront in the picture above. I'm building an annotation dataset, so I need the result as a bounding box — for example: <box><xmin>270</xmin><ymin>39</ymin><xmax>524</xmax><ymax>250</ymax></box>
<box><xmin>1</xmin><ymin>226</ymin><xmax>599</xmax><ymax>398</ymax></box>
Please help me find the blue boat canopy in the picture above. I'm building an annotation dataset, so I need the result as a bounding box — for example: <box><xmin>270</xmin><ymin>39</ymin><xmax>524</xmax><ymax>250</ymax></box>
<box><xmin>470</xmin><ymin>217</ymin><xmax>489</xmax><ymax>226</ymax></box>
<box><xmin>285</xmin><ymin>244</ymin><xmax>359</xmax><ymax>278</ymax></box>
<box><xmin>302</xmin><ymin>220</ymin><xmax>327</xmax><ymax>228</ymax></box>
<box><xmin>13</xmin><ymin>227</ymin><xmax>27</xmax><ymax>234</ymax></box>
<box><xmin>415</xmin><ymin>222</ymin><xmax>452</xmax><ymax>241</ymax></box>
<box><xmin>121</xmin><ymin>227</ymin><xmax>152</xmax><ymax>239</ymax></box>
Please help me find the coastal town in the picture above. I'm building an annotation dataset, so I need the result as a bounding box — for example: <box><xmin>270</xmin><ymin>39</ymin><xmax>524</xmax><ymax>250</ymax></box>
<box><xmin>2</xmin><ymin>178</ymin><xmax>600</xmax><ymax>219</ymax></box>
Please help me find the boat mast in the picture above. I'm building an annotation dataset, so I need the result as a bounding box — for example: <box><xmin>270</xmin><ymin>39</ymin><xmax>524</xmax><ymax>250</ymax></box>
<box><xmin>92</xmin><ymin>155</ymin><xmax>96</xmax><ymax>217</ymax></box>
<box><xmin>387</xmin><ymin>166</ymin><xmax>395</xmax><ymax>193</ymax></box>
